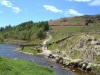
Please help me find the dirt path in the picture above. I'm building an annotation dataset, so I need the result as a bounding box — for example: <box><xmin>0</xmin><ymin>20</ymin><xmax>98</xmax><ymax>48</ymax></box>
<box><xmin>38</xmin><ymin>32</ymin><xmax>52</xmax><ymax>56</ymax></box>
<box><xmin>42</xmin><ymin>32</ymin><xmax>52</xmax><ymax>50</ymax></box>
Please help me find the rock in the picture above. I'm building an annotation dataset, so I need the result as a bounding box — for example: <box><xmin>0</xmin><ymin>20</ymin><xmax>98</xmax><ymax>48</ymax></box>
<box><xmin>86</xmin><ymin>67</ymin><xmax>92</xmax><ymax>71</ymax></box>
<box><xmin>48</xmin><ymin>54</ymin><xmax>59</xmax><ymax>59</ymax></box>
<box><xmin>96</xmin><ymin>43</ymin><xmax>100</xmax><ymax>45</ymax></box>
<box><xmin>91</xmin><ymin>40</ymin><xmax>98</xmax><ymax>45</ymax></box>
<box><xmin>82</xmin><ymin>63</ymin><xmax>86</xmax><ymax>70</ymax></box>
<box><xmin>56</xmin><ymin>57</ymin><xmax>63</xmax><ymax>64</ymax></box>
<box><xmin>88</xmin><ymin>39</ymin><xmax>92</xmax><ymax>42</ymax></box>
<box><xmin>71</xmin><ymin>59</ymin><xmax>82</xmax><ymax>63</ymax></box>
<box><xmin>48</xmin><ymin>54</ymin><xmax>55</xmax><ymax>58</ymax></box>
<box><xmin>72</xmin><ymin>70</ymin><xmax>75</xmax><ymax>72</ymax></box>
<box><xmin>82</xmin><ymin>63</ymin><xmax>92</xmax><ymax>71</ymax></box>
<box><xmin>68</xmin><ymin>62</ymin><xmax>79</xmax><ymax>68</ymax></box>
<box><xmin>50</xmin><ymin>65</ymin><xmax>54</xmax><ymax>68</ymax></box>
<box><xmin>67</xmin><ymin>59</ymin><xmax>82</xmax><ymax>68</ymax></box>
<box><xmin>86</xmin><ymin>63</ymin><xmax>92</xmax><ymax>71</ymax></box>
<box><xmin>73</xmin><ymin>63</ymin><xmax>79</xmax><ymax>68</ymax></box>
<box><xmin>78</xmin><ymin>62</ymin><xmax>84</xmax><ymax>68</ymax></box>
<box><xmin>37</xmin><ymin>50</ymin><xmax>52</xmax><ymax>56</ymax></box>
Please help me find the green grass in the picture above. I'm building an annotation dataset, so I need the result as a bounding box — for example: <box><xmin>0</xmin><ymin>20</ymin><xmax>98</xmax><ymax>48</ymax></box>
<box><xmin>71</xmin><ymin>51</ymin><xmax>80</xmax><ymax>59</ymax></box>
<box><xmin>90</xmin><ymin>34</ymin><xmax>100</xmax><ymax>39</ymax></box>
<box><xmin>49</xmin><ymin>25</ymin><xmax>100</xmax><ymax>51</ymax></box>
<box><xmin>0</xmin><ymin>38</ymin><xmax>43</xmax><ymax>45</ymax></box>
<box><xmin>92</xmin><ymin>66</ymin><xmax>100</xmax><ymax>74</ymax></box>
<box><xmin>19</xmin><ymin>46</ymin><xmax>42</xmax><ymax>54</ymax></box>
<box><xmin>0</xmin><ymin>57</ymin><xmax>55</xmax><ymax>75</ymax></box>
<box><xmin>50</xmin><ymin>26</ymin><xmax>100</xmax><ymax>43</ymax></box>
<box><xmin>48</xmin><ymin>34</ymin><xmax>80</xmax><ymax>51</ymax></box>
<box><xmin>48</xmin><ymin>43</ymin><xmax>59</xmax><ymax>50</ymax></box>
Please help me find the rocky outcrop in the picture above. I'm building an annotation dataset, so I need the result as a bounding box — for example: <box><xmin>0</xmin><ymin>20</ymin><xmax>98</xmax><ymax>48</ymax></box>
<box><xmin>70</xmin><ymin>34</ymin><xmax>100</xmax><ymax>62</ymax></box>
<box><xmin>47</xmin><ymin>34</ymin><xmax>100</xmax><ymax>73</ymax></box>
<box><xmin>48</xmin><ymin>53</ymin><xmax>93</xmax><ymax>72</ymax></box>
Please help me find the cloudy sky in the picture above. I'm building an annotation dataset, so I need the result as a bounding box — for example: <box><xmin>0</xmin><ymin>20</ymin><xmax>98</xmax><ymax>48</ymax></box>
<box><xmin>0</xmin><ymin>0</ymin><xmax>100</xmax><ymax>27</ymax></box>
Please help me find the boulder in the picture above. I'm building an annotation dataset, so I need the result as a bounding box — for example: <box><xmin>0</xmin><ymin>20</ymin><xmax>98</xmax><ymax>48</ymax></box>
<box><xmin>86</xmin><ymin>63</ymin><xmax>92</xmax><ymax>71</ymax></box>
<box><xmin>37</xmin><ymin>50</ymin><xmax>52</xmax><ymax>56</ymax></box>
<box><xmin>56</xmin><ymin>57</ymin><xmax>64</xmax><ymax>64</ymax></box>
<box><xmin>71</xmin><ymin>59</ymin><xmax>82</xmax><ymax>63</ymax></box>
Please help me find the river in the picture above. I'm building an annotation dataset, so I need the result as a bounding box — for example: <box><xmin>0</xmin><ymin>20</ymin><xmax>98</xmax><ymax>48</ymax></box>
<box><xmin>0</xmin><ymin>44</ymin><xmax>96</xmax><ymax>75</ymax></box>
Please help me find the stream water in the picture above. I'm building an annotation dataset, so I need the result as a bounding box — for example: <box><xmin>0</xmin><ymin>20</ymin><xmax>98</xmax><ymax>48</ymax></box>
<box><xmin>0</xmin><ymin>44</ymin><xmax>96</xmax><ymax>75</ymax></box>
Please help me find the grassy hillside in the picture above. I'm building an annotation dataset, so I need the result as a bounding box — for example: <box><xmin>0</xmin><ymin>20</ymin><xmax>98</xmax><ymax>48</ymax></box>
<box><xmin>48</xmin><ymin>15</ymin><xmax>100</xmax><ymax>44</ymax></box>
<box><xmin>47</xmin><ymin>15</ymin><xmax>100</xmax><ymax>74</ymax></box>
<box><xmin>0</xmin><ymin>21</ymin><xmax>49</xmax><ymax>44</ymax></box>
<box><xmin>49</xmin><ymin>25</ymin><xmax>100</xmax><ymax>43</ymax></box>
<box><xmin>0</xmin><ymin>57</ymin><xmax>55</xmax><ymax>75</ymax></box>
<box><xmin>49</xmin><ymin>15</ymin><xmax>100</xmax><ymax>26</ymax></box>
<box><xmin>48</xmin><ymin>25</ymin><xmax>100</xmax><ymax>74</ymax></box>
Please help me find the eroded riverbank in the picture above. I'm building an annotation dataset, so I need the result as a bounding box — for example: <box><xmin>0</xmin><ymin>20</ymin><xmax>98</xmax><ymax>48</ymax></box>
<box><xmin>0</xmin><ymin>44</ymin><xmax>97</xmax><ymax>75</ymax></box>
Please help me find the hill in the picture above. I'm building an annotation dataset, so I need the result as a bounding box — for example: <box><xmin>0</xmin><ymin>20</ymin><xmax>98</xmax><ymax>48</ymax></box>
<box><xmin>0</xmin><ymin>21</ymin><xmax>49</xmax><ymax>44</ymax></box>
<box><xmin>48</xmin><ymin>15</ymin><xmax>100</xmax><ymax>26</ymax></box>
<box><xmin>47</xmin><ymin>15</ymin><xmax>100</xmax><ymax>74</ymax></box>
<box><xmin>0</xmin><ymin>15</ymin><xmax>100</xmax><ymax>74</ymax></box>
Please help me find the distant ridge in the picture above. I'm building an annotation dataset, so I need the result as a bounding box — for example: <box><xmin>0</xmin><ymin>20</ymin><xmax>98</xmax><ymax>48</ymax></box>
<box><xmin>48</xmin><ymin>15</ymin><xmax>100</xmax><ymax>26</ymax></box>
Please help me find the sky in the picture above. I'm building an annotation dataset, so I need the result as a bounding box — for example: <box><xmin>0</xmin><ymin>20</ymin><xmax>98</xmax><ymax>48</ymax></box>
<box><xmin>0</xmin><ymin>0</ymin><xmax>100</xmax><ymax>27</ymax></box>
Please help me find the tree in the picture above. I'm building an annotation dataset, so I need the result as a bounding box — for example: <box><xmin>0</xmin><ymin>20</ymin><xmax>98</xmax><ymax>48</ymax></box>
<box><xmin>37</xmin><ymin>29</ymin><xmax>45</xmax><ymax>39</ymax></box>
<box><xmin>0</xmin><ymin>21</ymin><xmax>49</xmax><ymax>41</ymax></box>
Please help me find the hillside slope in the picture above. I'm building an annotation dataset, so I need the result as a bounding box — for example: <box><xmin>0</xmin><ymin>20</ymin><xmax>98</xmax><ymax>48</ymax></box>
<box><xmin>0</xmin><ymin>21</ymin><xmax>49</xmax><ymax>44</ymax></box>
<box><xmin>49</xmin><ymin>15</ymin><xmax>100</xmax><ymax>26</ymax></box>
<box><xmin>47</xmin><ymin>15</ymin><xmax>100</xmax><ymax>75</ymax></box>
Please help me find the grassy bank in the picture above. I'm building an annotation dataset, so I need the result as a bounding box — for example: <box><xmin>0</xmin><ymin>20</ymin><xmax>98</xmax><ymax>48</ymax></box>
<box><xmin>0</xmin><ymin>57</ymin><xmax>55</xmax><ymax>75</ymax></box>
<box><xmin>19</xmin><ymin>46</ymin><xmax>42</xmax><ymax>54</ymax></box>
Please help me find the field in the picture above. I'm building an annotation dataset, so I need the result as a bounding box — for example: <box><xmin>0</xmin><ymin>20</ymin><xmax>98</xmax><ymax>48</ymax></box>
<box><xmin>19</xmin><ymin>46</ymin><xmax>42</xmax><ymax>54</ymax></box>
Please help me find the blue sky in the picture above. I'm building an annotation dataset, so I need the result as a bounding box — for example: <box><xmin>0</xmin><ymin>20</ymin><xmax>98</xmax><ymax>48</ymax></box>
<box><xmin>0</xmin><ymin>0</ymin><xmax>100</xmax><ymax>27</ymax></box>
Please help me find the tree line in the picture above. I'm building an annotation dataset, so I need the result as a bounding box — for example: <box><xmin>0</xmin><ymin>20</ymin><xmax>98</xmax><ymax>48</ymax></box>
<box><xmin>0</xmin><ymin>21</ymin><xmax>49</xmax><ymax>42</ymax></box>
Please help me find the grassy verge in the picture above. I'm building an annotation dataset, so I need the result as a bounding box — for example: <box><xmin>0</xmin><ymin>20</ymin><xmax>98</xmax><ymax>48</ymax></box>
<box><xmin>0</xmin><ymin>39</ymin><xmax>32</xmax><ymax>45</ymax></box>
<box><xmin>0</xmin><ymin>38</ymin><xmax>44</xmax><ymax>45</ymax></box>
<box><xmin>0</xmin><ymin>57</ymin><xmax>55</xmax><ymax>75</ymax></box>
<box><xmin>19</xmin><ymin>46</ymin><xmax>42</xmax><ymax>54</ymax></box>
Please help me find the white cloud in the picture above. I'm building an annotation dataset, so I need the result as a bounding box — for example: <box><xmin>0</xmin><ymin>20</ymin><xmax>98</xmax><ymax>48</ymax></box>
<box><xmin>1</xmin><ymin>0</ymin><xmax>12</xmax><ymax>7</ymax></box>
<box><xmin>12</xmin><ymin>7</ymin><xmax>21</xmax><ymax>13</ymax></box>
<box><xmin>43</xmin><ymin>5</ymin><xmax>83</xmax><ymax>16</ymax></box>
<box><xmin>0</xmin><ymin>0</ymin><xmax>21</xmax><ymax>13</ymax></box>
<box><xmin>68</xmin><ymin>0</ymin><xmax>100</xmax><ymax>6</ymax></box>
<box><xmin>89</xmin><ymin>0</ymin><xmax>100</xmax><ymax>6</ymax></box>
<box><xmin>65</xmin><ymin>9</ymin><xmax>83</xmax><ymax>16</ymax></box>
<box><xmin>43</xmin><ymin>5</ymin><xmax>63</xmax><ymax>13</ymax></box>
<box><xmin>68</xmin><ymin>0</ymin><xmax>91</xmax><ymax>2</ymax></box>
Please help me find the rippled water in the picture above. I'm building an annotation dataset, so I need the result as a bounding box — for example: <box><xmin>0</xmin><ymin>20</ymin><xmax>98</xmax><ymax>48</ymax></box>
<box><xmin>0</xmin><ymin>44</ymin><xmax>96</xmax><ymax>75</ymax></box>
